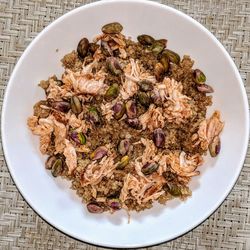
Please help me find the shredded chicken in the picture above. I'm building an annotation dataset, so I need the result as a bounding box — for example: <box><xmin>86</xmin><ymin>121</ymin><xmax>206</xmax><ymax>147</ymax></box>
<box><xmin>39</xmin><ymin>134</ymin><xmax>51</xmax><ymax>154</ymax></box>
<box><xmin>81</xmin><ymin>155</ymin><xmax>115</xmax><ymax>186</ymax></box>
<box><xmin>47</xmin><ymin>78</ymin><xmax>72</xmax><ymax>100</ymax></box>
<box><xmin>27</xmin><ymin>116</ymin><xmax>53</xmax><ymax>135</ymax></box>
<box><xmin>139</xmin><ymin>104</ymin><xmax>165</xmax><ymax>131</ymax></box>
<box><xmin>52</xmin><ymin>117</ymin><xmax>67</xmax><ymax>154</ymax></box>
<box><xmin>62</xmin><ymin>61</ymin><xmax>107</xmax><ymax>95</ymax></box>
<box><xmin>27</xmin><ymin>116</ymin><xmax>54</xmax><ymax>154</ymax></box>
<box><xmin>120</xmin><ymin>172</ymin><xmax>165</xmax><ymax>206</ymax></box>
<box><xmin>28</xmin><ymin>115</ymin><xmax>67</xmax><ymax>154</ymax></box>
<box><xmin>167</xmin><ymin>151</ymin><xmax>203</xmax><ymax>177</ymax></box>
<box><xmin>63</xmin><ymin>139</ymin><xmax>77</xmax><ymax>174</ymax></box>
<box><xmin>155</xmin><ymin>78</ymin><xmax>193</xmax><ymax>124</ymax></box>
<box><xmin>194</xmin><ymin>111</ymin><xmax>224</xmax><ymax>150</ymax></box>
<box><xmin>120</xmin><ymin>59</ymin><xmax>156</xmax><ymax>100</ymax></box>
<box><xmin>120</xmin><ymin>77</ymin><xmax>138</xmax><ymax>100</ymax></box>
<box><xmin>94</xmin><ymin>33</ymin><xmax>127</xmax><ymax>58</ymax></box>
<box><xmin>67</xmin><ymin>113</ymin><xmax>82</xmax><ymax>128</ymax></box>
<box><xmin>66</xmin><ymin>112</ymin><xmax>90</xmax><ymax>133</ymax></box>
<box><xmin>100</xmin><ymin>100</ymin><xmax>117</xmax><ymax>122</ymax></box>
<box><xmin>134</xmin><ymin>138</ymin><xmax>157</xmax><ymax>166</ymax></box>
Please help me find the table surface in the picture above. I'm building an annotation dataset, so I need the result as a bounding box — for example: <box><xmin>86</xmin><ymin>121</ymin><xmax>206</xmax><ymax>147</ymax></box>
<box><xmin>0</xmin><ymin>0</ymin><xmax>249</xmax><ymax>249</ymax></box>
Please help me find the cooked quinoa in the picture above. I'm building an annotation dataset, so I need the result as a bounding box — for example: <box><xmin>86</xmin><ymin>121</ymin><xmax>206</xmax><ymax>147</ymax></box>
<box><xmin>27</xmin><ymin>22</ymin><xmax>224</xmax><ymax>214</ymax></box>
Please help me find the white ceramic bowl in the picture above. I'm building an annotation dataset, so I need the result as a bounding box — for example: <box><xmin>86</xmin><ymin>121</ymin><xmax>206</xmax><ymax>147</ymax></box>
<box><xmin>2</xmin><ymin>0</ymin><xmax>249</xmax><ymax>248</ymax></box>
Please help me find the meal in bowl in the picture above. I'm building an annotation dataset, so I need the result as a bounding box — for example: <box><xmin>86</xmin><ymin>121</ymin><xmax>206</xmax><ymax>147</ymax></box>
<box><xmin>27</xmin><ymin>22</ymin><xmax>224</xmax><ymax>214</ymax></box>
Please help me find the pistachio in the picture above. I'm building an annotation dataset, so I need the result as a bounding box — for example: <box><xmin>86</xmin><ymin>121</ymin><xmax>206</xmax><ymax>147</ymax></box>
<box><xmin>107</xmin><ymin>199</ymin><xmax>122</xmax><ymax>210</ymax></box>
<box><xmin>50</xmin><ymin>101</ymin><xmax>70</xmax><ymax>113</ymax></box>
<box><xmin>87</xmin><ymin>107</ymin><xmax>101</xmax><ymax>125</ymax></box>
<box><xmin>70</xmin><ymin>96</ymin><xmax>82</xmax><ymax>114</ymax></box>
<box><xmin>105</xmin><ymin>83</ymin><xmax>119</xmax><ymax>101</ymax></box>
<box><xmin>193</xmin><ymin>69</ymin><xmax>206</xmax><ymax>84</ymax></box>
<box><xmin>156</xmin><ymin>39</ymin><xmax>167</xmax><ymax>47</ymax></box>
<box><xmin>51</xmin><ymin>158</ymin><xmax>63</xmax><ymax>177</ymax></box>
<box><xmin>38</xmin><ymin>80</ymin><xmax>49</xmax><ymax>90</ymax></box>
<box><xmin>153</xmin><ymin>128</ymin><xmax>165</xmax><ymax>148</ymax></box>
<box><xmin>137</xmin><ymin>92</ymin><xmax>151</xmax><ymax>107</ymax></box>
<box><xmin>56</xmin><ymin>80</ymin><xmax>63</xmax><ymax>86</ymax></box>
<box><xmin>141</xmin><ymin>162</ymin><xmax>159</xmax><ymax>175</ymax></box>
<box><xmin>33</xmin><ymin>100</ymin><xmax>50</xmax><ymax>118</ymax></box>
<box><xmin>154</xmin><ymin>62</ymin><xmax>165</xmax><ymax>81</ymax></box>
<box><xmin>162</xmin><ymin>49</ymin><xmax>180</xmax><ymax>64</ymax></box>
<box><xmin>70</xmin><ymin>131</ymin><xmax>86</xmax><ymax>145</ymax></box>
<box><xmin>118</xmin><ymin>139</ymin><xmax>130</xmax><ymax>155</ymax></box>
<box><xmin>77</xmin><ymin>37</ymin><xmax>89</xmax><ymax>59</ymax></box>
<box><xmin>106</xmin><ymin>57</ymin><xmax>123</xmax><ymax>76</ymax></box>
<box><xmin>126</xmin><ymin>118</ymin><xmax>141</xmax><ymax>129</ymax></box>
<box><xmin>163</xmin><ymin>183</ymin><xmax>182</xmax><ymax>196</ymax></box>
<box><xmin>162</xmin><ymin>171</ymin><xmax>176</xmax><ymax>182</ymax></box>
<box><xmin>151</xmin><ymin>41</ymin><xmax>165</xmax><ymax>55</ymax></box>
<box><xmin>102</xmin><ymin>22</ymin><xmax>123</xmax><ymax>34</ymax></box>
<box><xmin>125</xmin><ymin>100</ymin><xmax>137</xmax><ymax>118</ymax></box>
<box><xmin>159</xmin><ymin>54</ymin><xmax>169</xmax><ymax>72</ymax></box>
<box><xmin>145</xmin><ymin>46</ymin><xmax>153</xmax><ymax>53</ymax></box>
<box><xmin>90</xmin><ymin>146</ymin><xmax>108</xmax><ymax>160</ymax></box>
<box><xmin>88</xmin><ymin>42</ymin><xmax>99</xmax><ymax>54</ymax></box>
<box><xmin>117</xmin><ymin>155</ymin><xmax>129</xmax><ymax>170</ymax></box>
<box><xmin>151</xmin><ymin>92</ymin><xmax>162</xmax><ymax>106</ymax></box>
<box><xmin>45</xmin><ymin>155</ymin><xmax>57</xmax><ymax>170</ymax></box>
<box><xmin>209</xmin><ymin>136</ymin><xmax>221</xmax><ymax>157</ymax></box>
<box><xmin>138</xmin><ymin>79</ymin><xmax>153</xmax><ymax>92</ymax></box>
<box><xmin>197</xmin><ymin>83</ymin><xmax>214</xmax><ymax>93</ymax></box>
<box><xmin>87</xmin><ymin>202</ymin><xmax>104</xmax><ymax>213</ymax></box>
<box><xmin>137</xmin><ymin>34</ymin><xmax>155</xmax><ymax>45</ymax></box>
<box><xmin>112</xmin><ymin>102</ymin><xmax>125</xmax><ymax>120</ymax></box>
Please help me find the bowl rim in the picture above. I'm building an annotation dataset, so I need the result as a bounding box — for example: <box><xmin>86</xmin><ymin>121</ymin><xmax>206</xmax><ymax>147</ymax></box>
<box><xmin>1</xmin><ymin>0</ymin><xmax>249</xmax><ymax>248</ymax></box>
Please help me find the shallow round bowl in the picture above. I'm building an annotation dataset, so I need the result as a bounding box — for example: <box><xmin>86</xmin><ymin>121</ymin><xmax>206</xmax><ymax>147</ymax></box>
<box><xmin>1</xmin><ymin>0</ymin><xmax>249</xmax><ymax>248</ymax></box>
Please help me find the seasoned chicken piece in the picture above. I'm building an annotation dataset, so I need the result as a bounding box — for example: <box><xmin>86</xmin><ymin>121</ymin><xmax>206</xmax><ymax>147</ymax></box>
<box><xmin>63</xmin><ymin>139</ymin><xmax>77</xmax><ymax>175</ymax></box>
<box><xmin>194</xmin><ymin>111</ymin><xmax>224</xmax><ymax>150</ymax></box>
<box><xmin>167</xmin><ymin>151</ymin><xmax>203</xmax><ymax>177</ymax></box>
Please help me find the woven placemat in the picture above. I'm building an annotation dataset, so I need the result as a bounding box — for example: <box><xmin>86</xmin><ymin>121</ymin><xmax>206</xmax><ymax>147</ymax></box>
<box><xmin>0</xmin><ymin>0</ymin><xmax>249</xmax><ymax>249</ymax></box>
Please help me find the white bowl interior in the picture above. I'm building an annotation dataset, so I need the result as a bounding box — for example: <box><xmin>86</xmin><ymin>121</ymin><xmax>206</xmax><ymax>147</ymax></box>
<box><xmin>2</xmin><ymin>0</ymin><xmax>249</xmax><ymax>248</ymax></box>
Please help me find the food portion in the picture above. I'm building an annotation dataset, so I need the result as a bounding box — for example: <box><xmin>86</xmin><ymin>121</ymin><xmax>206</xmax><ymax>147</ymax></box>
<box><xmin>27</xmin><ymin>22</ymin><xmax>224</xmax><ymax>213</ymax></box>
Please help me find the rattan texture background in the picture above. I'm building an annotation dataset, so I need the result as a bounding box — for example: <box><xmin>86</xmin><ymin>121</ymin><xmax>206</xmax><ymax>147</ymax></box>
<box><xmin>0</xmin><ymin>0</ymin><xmax>249</xmax><ymax>249</ymax></box>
